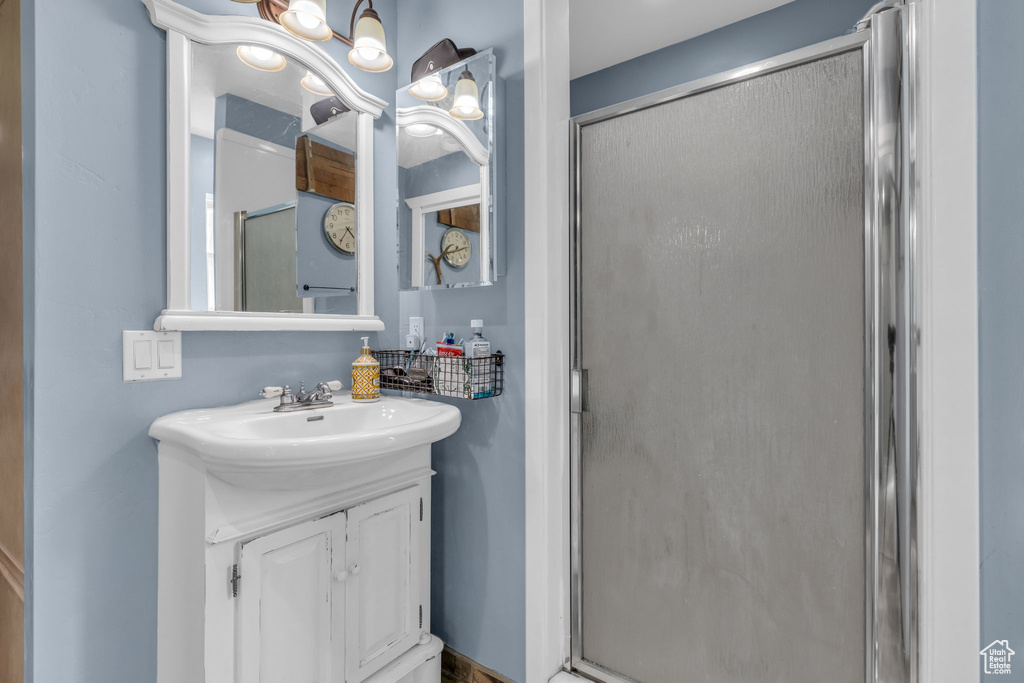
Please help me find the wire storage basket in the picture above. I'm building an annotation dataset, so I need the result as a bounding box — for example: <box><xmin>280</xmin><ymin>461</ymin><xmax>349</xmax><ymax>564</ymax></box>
<box><xmin>374</xmin><ymin>350</ymin><xmax>504</xmax><ymax>399</ymax></box>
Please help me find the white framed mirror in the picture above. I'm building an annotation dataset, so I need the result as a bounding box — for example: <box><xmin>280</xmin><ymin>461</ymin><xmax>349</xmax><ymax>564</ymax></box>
<box><xmin>142</xmin><ymin>0</ymin><xmax>387</xmax><ymax>331</ymax></box>
<box><xmin>397</xmin><ymin>49</ymin><xmax>501</xmax><ymax>290</ymax></box>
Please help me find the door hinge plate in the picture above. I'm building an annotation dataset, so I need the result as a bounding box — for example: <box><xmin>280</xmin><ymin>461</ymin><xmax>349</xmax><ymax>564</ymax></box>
<box><xmin>230</xmin><ymin>564</ymin><xmax>241</xmax><ymax>598</ymax></box>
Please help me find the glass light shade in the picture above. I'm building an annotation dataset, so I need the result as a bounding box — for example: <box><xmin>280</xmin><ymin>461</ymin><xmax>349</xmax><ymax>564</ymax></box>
<box><xmin>280</xmin><ymin>0</ymin><xmax>332</xmax><ymax>42</ymax></box>
<box><xmin>300</xmin><ymin>71</ymin><xmax>334</xmax><ymax>96</ymax></box>
<box><xmin>236</xmin><ymin>45</ymin><xmax>287</xmax><ymax>72</ymax></box>
<box><xmin>408</xmin><ymin>74</ymin><xmax>448</xmax><ymax>102</ymax></box>
<box><xmin>449</xmin><ymin>71</ymin><xmax>483</xmax><ymax>120</ymax></box>
<box><xmin>405</xmin><ymin>123</ymin><xmax>441</xmax><ymax>138</ymax></box>
<box><xmin>348</xmin><ymin>11</ymin><xmax>393</xmax><ymax>72</ymax></box>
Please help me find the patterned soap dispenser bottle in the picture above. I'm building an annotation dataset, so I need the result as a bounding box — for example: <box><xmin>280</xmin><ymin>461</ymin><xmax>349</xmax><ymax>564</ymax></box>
<box><xmin>351</xmin><ymin>336</ymin><xmax>380</xmax><ymax>403</ymax></box>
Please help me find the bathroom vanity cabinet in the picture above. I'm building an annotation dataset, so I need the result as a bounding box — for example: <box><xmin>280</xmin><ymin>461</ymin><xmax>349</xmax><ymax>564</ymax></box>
<box><xmin>149</xmin><ymin>394</ymin><xmax>460</xmax><ymax>683</ymax></box>
<box><xmin>154</xmin><ymin>447</ymin><xmax>439</xmax><ymax>683</ymax></box>
<box><xmin>235</xmin><ymin>486</ymin><xmax>423</xmax><ymax>683</ymax></box>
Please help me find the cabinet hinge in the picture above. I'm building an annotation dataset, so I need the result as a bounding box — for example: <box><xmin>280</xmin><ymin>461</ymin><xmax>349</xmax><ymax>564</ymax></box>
<box><xmin>419</xmin><ymin>498</ymin><xmax>423</xmax><ymax>522</ymax></box>
<box><xmin>419</xmin><ymin>604</ymin><xmax>423</xmax><ymax>629</ymax></box>
<box><xmin>230</xmin><ymin>564</ymin><xmax>241</xmax><ymax>598</ymax></box>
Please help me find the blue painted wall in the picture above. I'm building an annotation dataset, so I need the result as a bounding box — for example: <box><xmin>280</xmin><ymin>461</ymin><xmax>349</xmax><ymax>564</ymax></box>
<box><xmin>396</xmin><ymin>3</ymin><xmax>526</xmax><ymax>681</ymax></box>
<box><xmin>423</xmin><ymin>211</ymin><xmax>482</xmax><ymax>287</ymax></box>
<box><xmin>570</xmin><ymin>0</ymin><xmax>878</xmax><ymax>116</ymax></box>
<box><xmin>978</xmin><ymin>0</ymin><xmax>1024</xmax><ymax>669</ymax></box>
<box><xmin>23</xmin><ymin>0</ymin><xmax>398</xmax><ymax>680</ymax></box>
<box><xmin>296</xmin><ymin>189</ymin><xmax>358</xmax><ymax>300</ymax></box>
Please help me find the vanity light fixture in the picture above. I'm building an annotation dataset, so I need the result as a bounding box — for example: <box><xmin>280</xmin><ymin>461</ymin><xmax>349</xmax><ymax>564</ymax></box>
<box><xmin>449</xmin><ymin>70</ymin><xmax>483</xmax><ymax>121</ymax></box>
<box><xmin>301</xmin><ymin>70</ymin><xmax>334</xmax><ymax>96</ymax></box>
<box><xmin>244</xmin><ymin>0</ymin><xmax>393</xmax><ymax>73</ymax></box>
<box><xmin>236</xmin><ymin>44</ymin><xmax>287</xmax><ymax>72</ymax></box>
<box><xmin>408</xmin><ymin>39</ymin><xmax>478</xmax><ymax>102</ymax></box>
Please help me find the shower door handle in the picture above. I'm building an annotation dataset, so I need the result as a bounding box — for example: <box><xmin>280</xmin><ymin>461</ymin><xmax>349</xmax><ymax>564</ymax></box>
<box><xmin>571</xmin><ymin>369</ymin><xmax>589</xmax><ymax>414</ymax></box>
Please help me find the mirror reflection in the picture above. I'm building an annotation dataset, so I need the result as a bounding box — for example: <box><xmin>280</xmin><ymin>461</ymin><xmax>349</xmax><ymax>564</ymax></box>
<box><xmin>189</xmin><ymin>41</ymin><xmax>359</xmax><ymax>314</ymax></box>
<box><xmin>397</xmin><ymin>50</ymin><xmax>497</xmax><ymax>290</ymax></box>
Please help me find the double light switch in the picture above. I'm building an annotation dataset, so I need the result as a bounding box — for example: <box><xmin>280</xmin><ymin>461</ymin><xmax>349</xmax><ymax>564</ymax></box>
<box><xmin>123</xmin><ymin>331</ymin><xmax>182</xmax><ymax>382</ymax></box>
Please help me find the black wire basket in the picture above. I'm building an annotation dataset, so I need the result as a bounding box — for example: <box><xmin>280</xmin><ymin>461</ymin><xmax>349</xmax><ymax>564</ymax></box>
<box><xmin>374</xmin><ymin>350</ymin><xmax>504</xmax><ymax>399</ymax></box>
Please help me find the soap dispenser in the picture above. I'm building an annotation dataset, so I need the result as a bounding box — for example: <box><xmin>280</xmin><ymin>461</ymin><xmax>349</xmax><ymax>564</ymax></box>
<box><xmin>351</xmin><ymin>337</ymin><xmax>380</xmax><ymax>403</ymax></box>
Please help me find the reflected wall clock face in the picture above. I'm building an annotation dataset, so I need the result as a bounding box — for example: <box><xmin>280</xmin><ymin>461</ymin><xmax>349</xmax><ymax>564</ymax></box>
<box><xmin>324</xmin><ymin>202</ymin><xmax>356</xmax><ymax>254</ymax></box>
<box><xmin>441</xmin><ymin>228</ymin><xmax>471</xmax><ymax>268</ymax></box>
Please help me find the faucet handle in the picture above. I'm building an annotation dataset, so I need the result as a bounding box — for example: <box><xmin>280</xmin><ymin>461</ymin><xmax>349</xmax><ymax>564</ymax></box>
<box><xmin>260</xmin><ymin>386</ymin><xmax>295</xmax><ymax>405</ymax></box>
<box><xmin>325</xmin><ymin>380</ymin><xmax>343</xmax><ymax>391</ymax></box>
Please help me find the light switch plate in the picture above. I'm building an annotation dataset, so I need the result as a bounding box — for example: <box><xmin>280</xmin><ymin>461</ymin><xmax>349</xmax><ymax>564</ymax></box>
<box><xmin>123</xmin><ymin>331</ymin><xmax>182</xmax><ymax>382</ymax></box>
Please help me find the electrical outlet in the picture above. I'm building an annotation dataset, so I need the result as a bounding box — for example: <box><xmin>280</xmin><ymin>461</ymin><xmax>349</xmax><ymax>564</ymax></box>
<box><xmin>409</xmin><ymin>317</ymin><xmax>424</xmax><ymax>340</ymax></box>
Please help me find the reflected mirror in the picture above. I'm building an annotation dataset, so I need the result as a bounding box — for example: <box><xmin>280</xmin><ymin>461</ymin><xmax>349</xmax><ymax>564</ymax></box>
<box><xmin>189</xmin><ymin>41</ymin><xmax>359</xmax><ymax>315</ymax></box>
<box><xmin>397</xmin><ymin>50</ymin><xmax>500</xmax><ymax>289</ymax></box>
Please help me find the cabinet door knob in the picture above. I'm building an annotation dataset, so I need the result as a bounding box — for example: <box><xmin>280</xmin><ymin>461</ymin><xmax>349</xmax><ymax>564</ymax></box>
<box><xmin>348</xmin><ymin>563</ymin><xmax>361</xmax><ymax>576</ymax></box>
<box><xmin>333</xmin><ymin>569</ymin><xmax>349</xmax><ymax>582</ymax></box>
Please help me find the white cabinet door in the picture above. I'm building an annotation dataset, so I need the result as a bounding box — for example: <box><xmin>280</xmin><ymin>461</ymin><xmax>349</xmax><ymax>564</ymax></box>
<box><xmin>236</xmin><ymin>512</ymin><xmax>347</xmax><ymax>683</ymax></box>
<box><xmin>345</xmin><ymin>486</ymin><xmax>422</xmax><ymax>683</ymax></box>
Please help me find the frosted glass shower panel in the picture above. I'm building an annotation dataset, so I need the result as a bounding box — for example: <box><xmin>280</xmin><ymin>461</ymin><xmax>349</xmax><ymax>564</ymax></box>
<box><xmin>576</xmin><ymin>52</ymin><xmax>866</xmax><ymax>683</ymax></box>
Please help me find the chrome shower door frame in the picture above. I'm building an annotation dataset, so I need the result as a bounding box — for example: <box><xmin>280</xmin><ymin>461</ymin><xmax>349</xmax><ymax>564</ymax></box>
<box><xmin>568</xmin><ymin>6</ymin><xmax>916</xmax><ymax>683</ymax></box>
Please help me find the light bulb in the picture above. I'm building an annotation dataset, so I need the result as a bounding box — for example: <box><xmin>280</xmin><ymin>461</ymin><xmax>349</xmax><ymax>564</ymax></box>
<box><xmin>296</xmin><ymin>11</ymin><xmax>321</xmax><ymax>30</ymax></box>
<box><xmin>236</xmin><ymin>45</ymin><xmax>287</xmax><ymax>72</ymax></box>
<box><xmin>358</xmin><ymin>47</ymin><xmax>379</xmax><ymax>61</ymax></box>
<box><xmin>409</xmin><ymin>74</ymin><xmax>448</xmax><ymax>102</ymax></box>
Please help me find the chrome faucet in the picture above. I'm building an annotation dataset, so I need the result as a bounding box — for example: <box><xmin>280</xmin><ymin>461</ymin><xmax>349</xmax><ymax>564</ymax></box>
<box><xmin>260</xmin><ymin>380</ymin><xmax>343</xmax><ymax>412</ymax></box>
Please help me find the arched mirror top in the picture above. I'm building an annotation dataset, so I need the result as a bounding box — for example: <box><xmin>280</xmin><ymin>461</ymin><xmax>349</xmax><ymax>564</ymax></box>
<box><xmin>142</xmin><ymin>0</ymin><xmax>387</xmax><ymax>118</ymax></box>
<box><xmin>396</xmin><ymin>106</ymin><xmax>489</xmax><ymax>167</ymax></box>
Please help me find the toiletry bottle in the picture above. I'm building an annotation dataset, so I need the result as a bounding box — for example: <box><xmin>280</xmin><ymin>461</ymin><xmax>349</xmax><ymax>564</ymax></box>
<box><xmin>467</xmin><ymin>320</ymin><xmax>490</xmax><ymax>357</ymax></box>
<box><xmin>467</xmin><ymin>320</ymin><xmax>493</xmax><ymax>398</ymax></box>
<box><xmin>351</xmin><ymin>337</ymin><xmax>380</xmax><ymax>402</ymax></box>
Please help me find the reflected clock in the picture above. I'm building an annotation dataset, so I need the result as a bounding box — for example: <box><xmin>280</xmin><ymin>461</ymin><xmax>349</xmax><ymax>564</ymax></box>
<box><xmin>324</xmin><ymin>202</ymin><xmax>356</xmax><ymax>254</ymax></box>
<box><xmin>441</xmin><ymin>228</ymin><xmax>471</xmax><ymax>268</ymax></box>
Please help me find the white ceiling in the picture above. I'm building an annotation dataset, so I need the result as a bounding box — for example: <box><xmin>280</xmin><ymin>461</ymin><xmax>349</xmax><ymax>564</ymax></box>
<box><xmin>569</xmin><ymin>0</ymin><xmax>796</xmax><ymax>79</ymax></box>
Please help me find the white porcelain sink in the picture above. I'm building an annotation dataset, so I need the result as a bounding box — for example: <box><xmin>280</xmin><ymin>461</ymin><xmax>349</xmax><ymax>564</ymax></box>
<box><xmin>150</xmin><ymin>394</ymin><xmax>461</xmax><ymax>490</ymax></box>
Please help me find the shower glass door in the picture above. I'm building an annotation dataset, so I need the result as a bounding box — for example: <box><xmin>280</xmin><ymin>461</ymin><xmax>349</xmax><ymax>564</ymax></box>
<box><xmin>570</xmin><ymin>8</ymin><xmax>913</xmax><ymax>683</ymax></box>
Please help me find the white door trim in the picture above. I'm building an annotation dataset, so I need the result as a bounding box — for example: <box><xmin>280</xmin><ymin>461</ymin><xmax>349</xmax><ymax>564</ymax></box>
<box><xmin>522</xmin><ymin>0</ymin><xmax>980</xmax><ymax>681</ymax></box>
<box><xmin>913</xmin><ymin>0</ymin><xmax>980</xmax><ymax>681</ymax></box>
<box><xmin>523</xmin><ymin>0</ymin><xmax>572</xmax><ymax>680</ymax></box>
